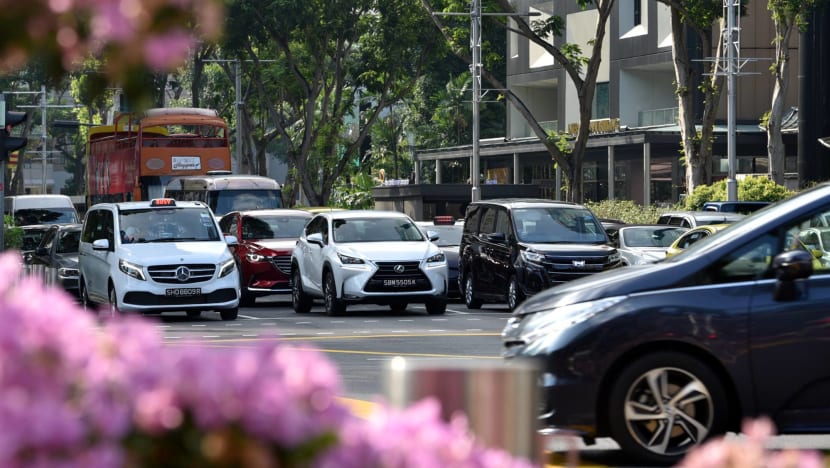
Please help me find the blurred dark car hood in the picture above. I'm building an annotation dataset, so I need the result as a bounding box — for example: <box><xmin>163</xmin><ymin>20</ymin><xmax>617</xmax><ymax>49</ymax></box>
<box><xmin>55</xmin><ymin>253</ymin><xmax>79</xmax><ymax>268</ymax></box>
<box><xmin>513</xmin><ymin>261</ymin><xmax>684</xmax><ymax>316</ymax></box>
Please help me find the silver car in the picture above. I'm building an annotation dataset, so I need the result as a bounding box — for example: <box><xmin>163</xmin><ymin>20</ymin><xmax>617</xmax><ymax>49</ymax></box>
<box><xmin>291</xmin><ymin>210</ymin><xmax>449</xmax><ymax>316</ymax></box>
<box><xmin>615</xmin><ymin>225</ymin><xmax>688</xmax><ymax>265</ymax></box>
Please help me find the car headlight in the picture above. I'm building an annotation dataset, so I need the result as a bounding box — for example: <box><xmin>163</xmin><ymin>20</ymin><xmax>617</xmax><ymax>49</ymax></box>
<box><xmin>426</xmin><ymin>252</ymin><xmax>445</xmax><ymax>263</ymax></box>
<box><xmin>246</xmin><ymin>252</ymin><xmax>268</xmax><ymax>262</ymax></box>
<box><xmin>58</xmin><ymin>267</ymin><xmax>79</xmax><ymax>279</ymax></box>
<box><xmin>337</xmin><ymin>252</ymin><xmax>365</xmax><ymax>265</ymax></box>
<box><xmin>118</xmin><ymin>259</ymin><xmax>146</xmax><ymax>281</ymax></box>
<box><xmin>520</xmin><ymin>249</ymin><xmax>545</xmax><ymax>264</ymax></box>
<box><xmin>218</xmin><ymin>258</ymin><xmax>237</xmax><ymax>278</ymax></box>
<box><xmin>607</xmin><ymin>252</ymin><xmax>621</xmax><ymax>264</ymax></box>
<box><xmin>518</xmin><ymin>296</ymin><xmax>626</xmax><ymax>346</ymax></box>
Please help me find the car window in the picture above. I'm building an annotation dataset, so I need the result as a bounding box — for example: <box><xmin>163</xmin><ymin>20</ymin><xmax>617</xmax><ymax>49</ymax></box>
<box><xmin>119</xmin><ymin>208</ymin><xmax>219</xmax><ymax>243</ymax></box>
<box><xmin>514</xmin><ymin>207</ymin><xmax>606</xmax><ymax>243</ymax></box>
<box><xmin>494</xmin><ymin>208</ymin><xmax>511</xmax><ymax>237</ymax></box>
<box><xmin>479</xmin><ymin>207</ymin><xmax>497</xmax><ymax>235</ymax></box>
<box><xmin>333</xmin><ymin>217</ymin><xmax>425</xmax><ymax>243</ymax></box>
<box><xmin>464</xmin><ymin>205</ymin><xmax>482</xmax><ymax>235</ymax></box>
<box><xmin>57</xmin><ymin>230</ymin><xmax>81</xmax><ymax>254</ymax></box>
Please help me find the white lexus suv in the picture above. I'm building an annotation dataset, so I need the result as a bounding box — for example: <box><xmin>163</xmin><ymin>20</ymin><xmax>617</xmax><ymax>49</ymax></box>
<box><xmin>78</xmin><ymin>198</ymin><xmax>240</xmax><ymax>320</ymax></box>
<box><xmin>291</xmin><ymin>210</ymin><xmax>448</xmax><ymax>315</ymax></box>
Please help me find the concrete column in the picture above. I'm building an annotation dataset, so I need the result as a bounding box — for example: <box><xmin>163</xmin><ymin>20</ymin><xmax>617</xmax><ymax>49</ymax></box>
<box><xmin>607</xmin><ymin>146</ymin><xmax>615</xmax><ymax>200</ymax></box>
<box><xmin>643</xmin><ymin>142</ymin><xmax>651</xmax><ymax>207</ymax></box>
<box><xmin>435</xmin><ymin>159</ymin><xmax>442</xmax><ymax>184</ymax></box>
<box><xmin>513</xmin><ymin>152</ymin><xmax>520</xmax><ymax>184</ymax></box>
<box><xmin>414</xmin><ymin>160</ymin><xmax>421</xmax><ymax>184</ymax></box>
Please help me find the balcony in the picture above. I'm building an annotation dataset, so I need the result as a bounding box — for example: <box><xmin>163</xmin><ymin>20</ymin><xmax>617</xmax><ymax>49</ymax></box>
<box><xmin>638</xmin><ymin>107</ymin><xmax>678</xmax><ymax>127</ymax></box>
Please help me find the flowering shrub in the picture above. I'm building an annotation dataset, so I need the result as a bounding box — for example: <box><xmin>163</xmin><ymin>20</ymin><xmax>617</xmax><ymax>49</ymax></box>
<box><xmin>678</xmin><ymin>417</ymin><xmax>826</xmax><ymax>468</ymax></box>
<box><xmin>0</xmin><ymin>252</ymin><xmax>533</xmax><ymax>468</ymax></box>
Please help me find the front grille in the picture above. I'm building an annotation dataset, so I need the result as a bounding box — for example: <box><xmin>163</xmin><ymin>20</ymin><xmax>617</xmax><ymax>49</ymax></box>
<box><xmin>268</xmin><ymin>254</ymin><xmax>292</xmax><ymax>274</ymax></box>
<box><xmin>148</xmin><ymin>264</ymin><xmax>216</xmax><ymax>284</ymax></box>
<box><xmin>364</xmin><ymin>261</ymin><xmax>431</xmax><ymax>292</ymax></box>
<box><xmin>540</xmin><ymin>255</ymin><xmax>618</xmax><ymax>284</ymax></box>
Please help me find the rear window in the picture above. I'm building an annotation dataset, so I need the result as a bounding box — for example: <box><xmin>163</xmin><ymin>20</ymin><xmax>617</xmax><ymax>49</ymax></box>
<box><xmin>15</xmin><ymin>208</ymin><xmax>79</xmax><ymax>226</ymax></box>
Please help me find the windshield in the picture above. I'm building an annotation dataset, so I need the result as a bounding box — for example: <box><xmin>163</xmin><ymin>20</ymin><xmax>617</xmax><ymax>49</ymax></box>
<box><xmin>622</xmin><ymin>226</ymin><xmax>687</xmax><ymax>248</ymax></box>
<box><xmin>241</xmin><ymin>215</ymin><xmax>309</xmax><ymax>239</ymax></box>
<box><xmin>119</xmin><ymin>208</ymin><xmax>220</xmax><ymax>243</ymax></box>
<box><xmin>513</xmin><ymin>207</ymin><xmax>607</xmax><ymax>244</ymax></box>
<box><xmin>210</xmin><ymin>190</ymin><xmax>283</xmax><ymax>216</ymax></box>
<box><xmin>57</xmin><ymin>230</ymin><xmax>81</xmax><ymax>254</ymax></box>
<box><xmin>15</xmin><ymin>208</ymin><xmax>78</xmax><ymax>226</ymax></box>
<box><xmin>333</xmin><ymin>217</ymin><xmax>425</xmax><ymax>243</ymax></box>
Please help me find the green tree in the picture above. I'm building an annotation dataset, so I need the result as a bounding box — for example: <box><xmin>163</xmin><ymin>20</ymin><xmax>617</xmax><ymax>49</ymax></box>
<box><xmin>657</xmin><ymin>0</ymin><xmax>725</xmax><ymax>197</ymax></box>
<box><xmin>421</xmin><ymin>0</ymin><xmax>617</xmax><ymax>203</ymax></box>
<box><xmin>221</xmin><ymin>0</ymin><xmax>446</xmax><ymax>207</ymax></box>
<box><xmin>766</xmin><ymin>0</ymin><xmax>824</xmax><ymax>184</ymax></box>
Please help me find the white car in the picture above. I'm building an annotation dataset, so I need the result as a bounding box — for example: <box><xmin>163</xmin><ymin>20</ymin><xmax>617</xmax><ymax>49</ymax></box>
<box><xmin>291</xmin><ymin>210</ymin><xmax>448</xmax><ymax>315</ymax></box>
<box><xmin>78</xmin><ymin>198</ymin><xmax>240</xmax><ymax>320</ymax></box>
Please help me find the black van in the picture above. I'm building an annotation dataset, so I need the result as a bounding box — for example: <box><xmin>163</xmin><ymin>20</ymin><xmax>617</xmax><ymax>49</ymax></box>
<box><xmin>458</xmin><ymin>199</ymin><xmax>621</xmax><ymax>310</ymax></box>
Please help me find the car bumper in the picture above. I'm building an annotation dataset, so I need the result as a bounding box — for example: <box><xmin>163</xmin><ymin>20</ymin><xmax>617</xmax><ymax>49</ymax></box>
<box><xmin>117</xmin><ymin>274</ymin><xmax>240</xmax><ymax>312</ymax></box>
<box><xmin>242</xmin><ymin>261</ymin><xmax>292</xmax><ymax>295</ymax></box>
<box><xmin>337</xmin><ymin>262</ymin><xmax>447</xmax><ymax>302</ymax></box>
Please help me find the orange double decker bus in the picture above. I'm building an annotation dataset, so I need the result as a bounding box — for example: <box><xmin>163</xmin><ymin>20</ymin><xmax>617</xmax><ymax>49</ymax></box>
<box><xmin>86</xmin><ymin>107</ymin><xmax>232</xmax><ymax>206</ymax></box>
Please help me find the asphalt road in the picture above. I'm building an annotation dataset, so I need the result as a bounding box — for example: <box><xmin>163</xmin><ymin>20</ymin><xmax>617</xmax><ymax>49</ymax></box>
<box><xmin>141</xmin><ymin>296</ymin><xmax>830</xmax><ymax>467</ymax></box>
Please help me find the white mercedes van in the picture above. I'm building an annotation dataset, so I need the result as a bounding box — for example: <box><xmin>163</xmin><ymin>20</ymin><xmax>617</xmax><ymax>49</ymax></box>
<box><xmin>5</xmin><ymin>194</ymin><xmax>80</xmax><ymax>226</ymax></box>
<box><xmin>78</xmin><ymin>198</ymin><xmax>240</xmax><ymax>320</ymax></box>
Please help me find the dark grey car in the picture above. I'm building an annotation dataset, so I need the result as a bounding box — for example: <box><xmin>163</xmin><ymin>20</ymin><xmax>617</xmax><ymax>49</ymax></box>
<box><xmin>503</xmin><ymin>183</ymin><xmax>830</xmax><ymax>464</ymax></box>
<box><xmin>29</xmin><ymin>223</ymin><xmax>83</xmax><ymax>298</ymax></box>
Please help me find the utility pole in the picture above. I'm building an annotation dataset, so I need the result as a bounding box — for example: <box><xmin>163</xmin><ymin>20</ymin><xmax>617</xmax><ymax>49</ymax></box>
<box><xmin>433</xmin><ymin>3</ymin><xmax>537</xmax><ymax>202</ymax></box>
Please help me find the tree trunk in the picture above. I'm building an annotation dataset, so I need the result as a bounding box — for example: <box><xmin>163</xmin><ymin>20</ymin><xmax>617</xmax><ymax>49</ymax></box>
<box><xmin>767</xmin><ymin>21</ymin><xmax>794</xmax><ymax>185</ymax></box>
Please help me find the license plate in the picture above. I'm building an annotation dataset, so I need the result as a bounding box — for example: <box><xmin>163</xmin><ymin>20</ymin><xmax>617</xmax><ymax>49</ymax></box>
<box><xmin>383</xmin><ymin>279</ymin><xmax>416</xmax><ymax>287</ymax></box>
<box><xmin>166</xmin><ymin>288</ymin><xmax>201</xmax><ymax>297</ymax></box>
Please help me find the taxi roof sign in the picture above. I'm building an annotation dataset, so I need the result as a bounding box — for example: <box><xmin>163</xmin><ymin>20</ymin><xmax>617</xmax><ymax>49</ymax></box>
<box><xmin>151</xmin><ymin>198</ymin><xmax>177</xmax><ymax>207</ymax></box>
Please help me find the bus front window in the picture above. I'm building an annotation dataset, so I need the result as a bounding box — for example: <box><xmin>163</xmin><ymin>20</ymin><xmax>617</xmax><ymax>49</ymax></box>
<box><xmin>211</xmin><ymin>190</ymin><xmax>283</xmax><ymax>216</ymax></box>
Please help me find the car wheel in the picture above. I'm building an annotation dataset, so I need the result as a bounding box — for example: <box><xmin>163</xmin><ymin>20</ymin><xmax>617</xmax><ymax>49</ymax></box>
<box><xmin>389</xmin><ymin>302</ymin><xmax>408</xmax><ymax>313</ymax></box>
<box><xmin>507</xmin><ymin>275</ymin><xmax>524</xmax><ymax>311</ymax></box>
<box><xmin>219</xmin><ymin>307</ymin><xmax>238</xmax><ymax>321</ymax></box>
<box><xmin>292</xmin><ymin>268</ymin><xmax>313</xmax><ymax>314</ymax></box>
<box><xmin>186</xmin><ymin>310</ymin><xmax>202</xmax><ymax>318</ymax></box>
<box><xmin>108</xmin><ymin>285</ymin><xmax>122</xmax><ymax>315</ymax></box>
<box><xmin>79</xmin><ymin>277</ymin><xmax>93</xmax><ymax>311</ymax></box>
<box><xmin>463</xmin><ymin>273</ymin><xmax>482</xmax><ymax>309</ymax></box>
<box><xmin>608</xmin><ymin>351</ymin><xmax>729</xmax><ymax>465</ymax></box>
<box><xmin>425</xmin><ymin>298</ymin><xmax>446</xmax><ymax>315</ymax></box>
<box><xmin>323</xmin><ymin>272</ymin><xmax>346</xmax><ymax>316</ymax></box>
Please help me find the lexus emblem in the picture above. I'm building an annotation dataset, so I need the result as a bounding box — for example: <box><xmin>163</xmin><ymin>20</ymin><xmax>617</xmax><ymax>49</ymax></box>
<box><xmin>572</xmin><ymin>260</ymin><xmax>586</xmax><ymax>268</ymax></box>
<box><xmin>393</xmin><ymin>264</ymin><xmax>406</xmax><ymax>274</ymax></box>
<box><xmin>176</xmin><ymin>266</ymin><xmax>191</xmax><ymax>282</ymax></box>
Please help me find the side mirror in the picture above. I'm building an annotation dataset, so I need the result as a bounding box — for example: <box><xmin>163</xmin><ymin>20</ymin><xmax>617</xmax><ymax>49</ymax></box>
<box><xmin>35</xmin><ymin>246</ymin><xmax>48</xmax><ymax>256</ymax></box>
<box><xmin>772</xmin><ymin>250</ymin><xmax>813</xmax><ymax>301</ymax></box>
<box><xmin>486</xmin><ymin>232</ymin><xmax>506</xmax><ymax>243</ymax></box>
<box><xmin>307</xmin><ymin>232</ymin><xmax>324</xmax><ymax>246</ymax></box>
<box><xmin>92</xmin><ymin>238</ymin><xmax>110</xmax><ymax>251</ymax></box>
<box><xmin>224</xmin><ymin>235</ymin><xmax>239</xmax><ymax>247</ymax></box>
<box><xmin>427</xmin><ymin>230</ymin><xmax>439</xmax><ymax>242</ymax></box>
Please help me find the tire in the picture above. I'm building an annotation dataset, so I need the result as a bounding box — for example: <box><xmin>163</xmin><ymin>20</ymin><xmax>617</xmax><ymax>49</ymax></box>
<box><xmin>425</xmin><ymin>298</ymin><xmax>446</xmax><ymax>315</ymax></box>
<box><xmin>463</xmin><ymin>273</ymin><xmax>483</xmax><ymax>309</ymax></box>
<box><xmin>607</xmin><ymin>351</ymin><xmax>729</xmax><ymax>465</ymax></box>
<box><xmin>79</xmin><ymin>277</ymin><xmax>93</xmax><ymax>311</ymax></box>
<box><xmin>323</xmin><ymin>272</ymin><xmax>346</xmax><ymax>316</ymax></box>
<box><xmin>219</xmin><ymin>307</ymin><xmax>238</xmax><ymax>321</ymax></box>
<box><xmin>239</xmin><ymin>292</ymin><xmax>256</xmax><ymax>307</ymax></box>
<box><xmin>507</xmin><ymin>275</ymin><xmax>524</xmax><ymax>311</ymax></box>
<box><xmin>186</xmin><ymin>310</ymin><xmax>202</xmax><ymax>318</ymax></box>
<box><xmin>292</xmin><ymin>268</ymin><xmax>313</xmax><ymax>314</ymax></box>
<box><xmin>389</xmin><ymin>302</ymin><xmax>408</xmax><ymax>313</ymax></box>
<box><xmin>108</xmin><ymin>285</ymin><xmax>121</xmax><ymax>315</ymax></box>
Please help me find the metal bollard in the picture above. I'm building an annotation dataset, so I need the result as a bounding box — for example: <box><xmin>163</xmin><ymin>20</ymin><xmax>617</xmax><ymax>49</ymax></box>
<box><xmin>385</xmin><ymin>356</ymin><xmax>541</xmax><ymax>463</ymax></box>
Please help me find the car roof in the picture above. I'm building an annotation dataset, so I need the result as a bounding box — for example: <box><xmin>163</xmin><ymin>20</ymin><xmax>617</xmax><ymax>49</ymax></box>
<box><xmin>234</xmin><ymin>209</ymin><xmax>312</xmax><ymax>218</ymax></box>
<box><xmin>89</xmin><ymin>199</ymin><xmax>210</xmax><ymax>212</ymax></box>
<box><xmin>470</xmin><ymin>198</ymin><xmax>579</xmax><ymax>208</ymax></box>
<box><xmin>321</xmin><ymin>210</ymin><xmax>412</xmax><ymax>220</ymax></box>
<box><xmin>659</xmin><ymin>211</ymin><xmax>745</xmax><ymax>221</ymax></box>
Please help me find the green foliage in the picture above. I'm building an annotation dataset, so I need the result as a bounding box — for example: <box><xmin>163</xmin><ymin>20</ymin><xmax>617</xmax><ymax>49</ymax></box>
<box><xmin>329</xmin><ymin>173</ymin><xmax>376</xmax><ymax>210</ymax></box>
<box><xmin>3</xmin><ymin>215</ymin><xmax>23</xmax><ymax>251</ymax></box>
<box><xmin>684</xmin><ymin>176</ymin><xmax>794</xmax><ymax>210</ymax></box>
<box><xmin>585</xmin><ymin>200</ymin><xmax>667</xmax><ymax>225</ymax></box>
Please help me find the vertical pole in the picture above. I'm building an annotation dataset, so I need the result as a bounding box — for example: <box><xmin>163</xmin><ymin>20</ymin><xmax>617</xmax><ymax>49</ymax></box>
<box><xmin>41</xmin><ymin>85</ymin><xmax>47</xmax><ymax>194</ymax></box>
<box><xmin>235</xmin><ymin>60</ymin><xmax>243</xmax><ymax>174</ymax></box>
<box><xmin>470</xmin><ymin>0</ymin><xmax>481</xmax><ymax>202</ymax></box>
<box><xmin>725</xmin><ymin>0</ymin><xmax>738</xmax><ymax>201</ymax></box>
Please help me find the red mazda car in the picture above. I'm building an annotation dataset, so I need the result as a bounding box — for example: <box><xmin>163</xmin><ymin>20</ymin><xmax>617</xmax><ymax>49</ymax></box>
<box><xmin>219</xmin><ymin>209</ymin><xmax>312</xmax><ymax>306</ymax></box>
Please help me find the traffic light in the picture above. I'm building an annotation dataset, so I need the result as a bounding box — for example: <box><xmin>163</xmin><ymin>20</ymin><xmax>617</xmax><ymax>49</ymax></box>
<box><xmin>1</xmin><ymin>111</ymin><xmax>28</xmax><ymax>160</ymax></box>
